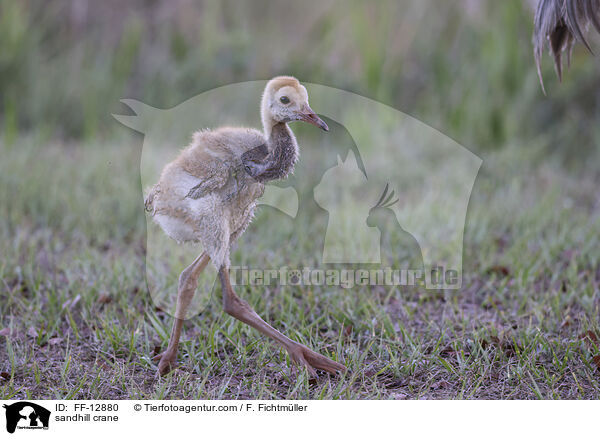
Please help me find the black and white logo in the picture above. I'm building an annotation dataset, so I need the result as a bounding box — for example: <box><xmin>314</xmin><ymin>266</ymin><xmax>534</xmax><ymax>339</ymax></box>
<box><xmin>3</xmin><ymin>402</ymin><xmax>50</xmax><ymax>434</ymax></box>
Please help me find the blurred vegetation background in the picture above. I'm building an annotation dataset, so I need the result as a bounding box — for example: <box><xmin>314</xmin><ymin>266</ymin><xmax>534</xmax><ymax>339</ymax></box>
<box><xmin>1</xmin><ymin>0</ymin><xmax>599</xmax><ymax>160</ymax></box>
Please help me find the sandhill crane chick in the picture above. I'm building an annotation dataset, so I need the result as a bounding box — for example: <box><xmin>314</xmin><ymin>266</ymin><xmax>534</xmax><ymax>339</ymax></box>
<box><xmin>145</xmin><ymin>76</ymin><xmax>346</xmax><ymax>378</ymax></box>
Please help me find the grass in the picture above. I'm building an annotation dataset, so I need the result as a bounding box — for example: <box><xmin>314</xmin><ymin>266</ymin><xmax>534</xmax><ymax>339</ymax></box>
<box><xmin>1</xmin><ymin>134</ymin><xmax>599</xmax><ymax>399</ymax></box>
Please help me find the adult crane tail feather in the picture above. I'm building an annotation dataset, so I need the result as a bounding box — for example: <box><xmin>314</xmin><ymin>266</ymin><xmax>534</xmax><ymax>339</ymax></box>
<box><xmin>534</xmin><ymin>0</ymin><xmax>600</xmax><ymax>91</ymax></box>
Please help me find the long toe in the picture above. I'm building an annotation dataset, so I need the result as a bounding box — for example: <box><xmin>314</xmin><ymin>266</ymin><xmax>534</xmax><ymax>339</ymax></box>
<box><xmin>154</xmin><ymin>352</ymin><xmax>177</xmax><ymax>376</ymax></box>
<box><xmin>304</xmin><ymin>348</ymin><xmax>347</xmax><ymax>375</ymax></box>
<box><xmin>289</xmin><ymin>344</ymin><xmax>346</xmax><ymax>377</ymax></box>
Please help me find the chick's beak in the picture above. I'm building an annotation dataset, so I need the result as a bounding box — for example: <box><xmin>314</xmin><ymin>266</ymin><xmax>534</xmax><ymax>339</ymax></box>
<box><xmin>298</xmin><ymin>106</ymin><xmax>329</xmax><ymax>131</ymax></box>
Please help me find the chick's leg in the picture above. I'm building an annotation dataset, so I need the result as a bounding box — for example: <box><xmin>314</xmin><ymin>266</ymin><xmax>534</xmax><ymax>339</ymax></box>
<box><xmin>154</xmin><ymin>252</ymin><xmax>210</xmax><ymax>376</ymax></box>
<box><xmin>219</xmin><ymin>266</ymin><xmax>346</xmax><ymax>378</ymax></box>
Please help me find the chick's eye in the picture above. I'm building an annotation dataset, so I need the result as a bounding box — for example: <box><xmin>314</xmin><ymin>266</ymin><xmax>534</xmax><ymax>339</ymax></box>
<box><xmin>280</xmin><ymin>96</ymin><xmax>290</xmax><ymax>104</ymax></box>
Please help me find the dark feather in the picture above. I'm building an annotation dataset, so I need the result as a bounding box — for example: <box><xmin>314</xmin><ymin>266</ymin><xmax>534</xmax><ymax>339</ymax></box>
<box><xmin>566</xmin><ymin>0</ymin><xmax>593</xmax><ymax>53</ymax></box>
<box><xmin>585</xmin><ymin>0</ymin><xmax>600</xmax><ymax>34</ymax></box>
<box><xmin>533</xmin><ymin>0</ymin><xmax>600</xmax><ymax>91</ymax></box>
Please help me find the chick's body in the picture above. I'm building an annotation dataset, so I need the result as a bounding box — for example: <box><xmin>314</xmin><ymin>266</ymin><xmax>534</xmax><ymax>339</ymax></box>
<box><xmin>145</xmin><ymin>127</ymin><xmax>266</xmax><ymax>267</ymax></box>
<box><xmin>142</xmin><ymin>76</ymin><xmax>344</xmax><ymax>378</ymax></box>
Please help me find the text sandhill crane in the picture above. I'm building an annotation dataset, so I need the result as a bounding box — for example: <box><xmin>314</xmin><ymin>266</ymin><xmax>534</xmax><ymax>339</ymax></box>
<box><xmin>534</xmin><ymin>0</ymin><xmax>600</xmax><ymax>91</ymax></box>
<box><xmin>145</xmin><ymin>76</ymin><xmax>346</xmax><ymax>377</ymax></box>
